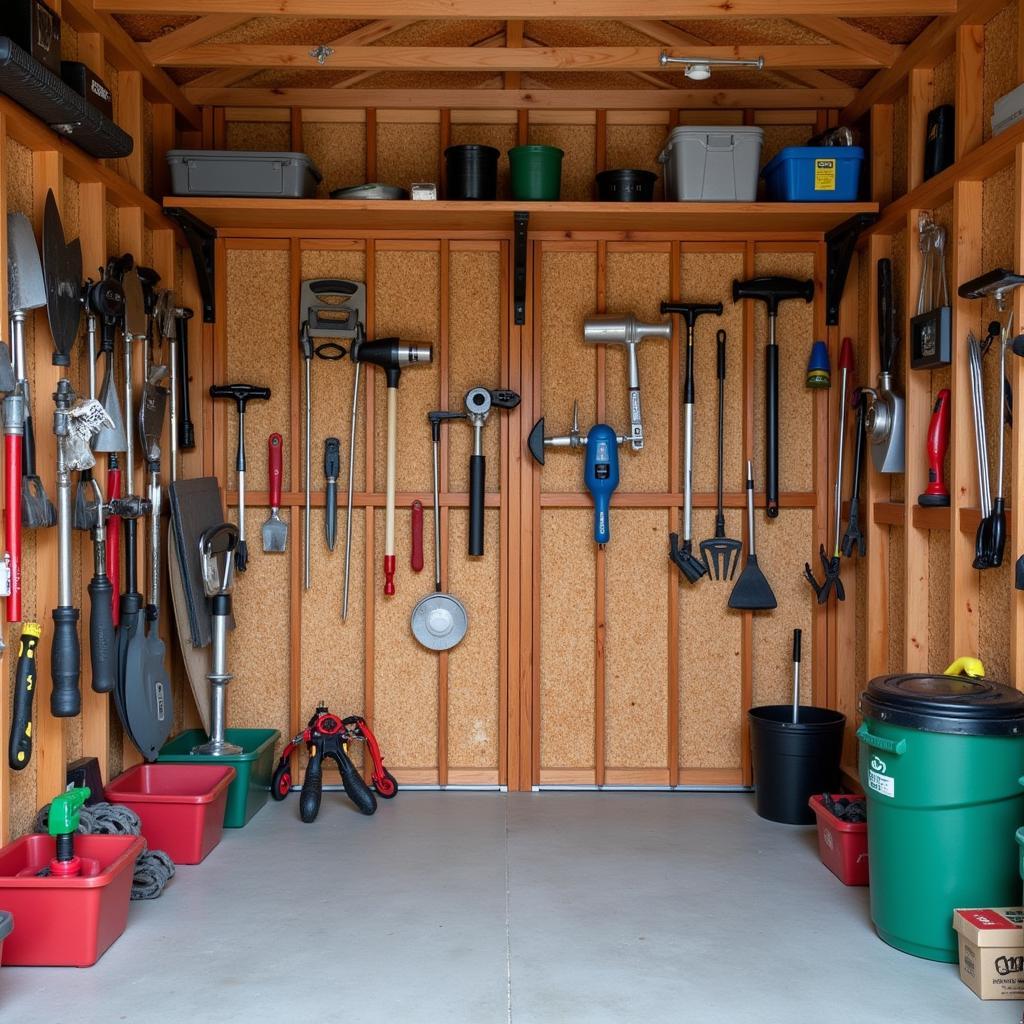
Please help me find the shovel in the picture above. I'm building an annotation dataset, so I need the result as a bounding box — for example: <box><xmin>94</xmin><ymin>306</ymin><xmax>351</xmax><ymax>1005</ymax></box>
<box><xmin>262</xmin><ymin>433</ymin><xmax>288</xmax><ymax>553</ymax></box>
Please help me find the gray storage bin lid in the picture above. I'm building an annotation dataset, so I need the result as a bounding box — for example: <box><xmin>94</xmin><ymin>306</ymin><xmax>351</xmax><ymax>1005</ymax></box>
<box><xmin>166</xmin><ymin>149</ymin><xmax>322</xmax><ymax>183</ymax></box>
<box><xmin>658</xmin><ymin>125</ymin><xmax>764</xmax><ymax>163</ymax></box>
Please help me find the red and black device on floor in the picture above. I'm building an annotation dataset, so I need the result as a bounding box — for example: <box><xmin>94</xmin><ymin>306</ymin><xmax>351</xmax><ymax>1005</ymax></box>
<box><xmin>272</xmin><ymin>705</ymin><xmax>398</xmax><ymax>823</ymax></box>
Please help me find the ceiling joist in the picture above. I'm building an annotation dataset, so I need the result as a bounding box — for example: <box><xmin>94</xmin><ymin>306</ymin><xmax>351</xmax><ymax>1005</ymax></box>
<box><xmin>91</xmin><ymin>0</ymin><xmax>958</xmax><ymax>19</ymax></box>
<box><xmin>156</xmin><ymin>44</ymin><xmax>888</xmax><ymax>71</ymax></box>
<box><xmin>789</xmin><ymin>16</ymin><xmax>903</xmax><ymax>66</ymax></box>
<box><xmin>142</xmin><ymin>14</ymin><xmax>254</xmax><ymax>62</ymax></box>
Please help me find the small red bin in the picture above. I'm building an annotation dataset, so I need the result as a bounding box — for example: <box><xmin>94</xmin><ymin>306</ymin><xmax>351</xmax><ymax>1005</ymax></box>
<box><xmin>0</xmin><ymin>833</ymin><xmax>143</xmax><ymax>966</ymax></box>
<box><xmin>105</xmin><ymin>764</ymin><xmax>236</xmax><ymax>865</ymax></box>
<box><xmin>808</xmin><ymin>793</ymin><xmax>869</xmax><ymax>886</ymax></box>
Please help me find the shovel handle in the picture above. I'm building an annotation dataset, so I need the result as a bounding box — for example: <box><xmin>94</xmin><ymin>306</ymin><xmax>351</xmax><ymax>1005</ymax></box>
<box><xmin>268</xmin><ymin>433</ymin><xmax>283</xmax><ymax>509</ymax></box>
<box><xmin>5</xmin><ymin>427</ymin><xmax>22</xmax><ymax>623</ymax></box>
<box><xmin>765</xmin><ymin>344</ymin><xmax>779</xmax><ymax>519</ymax></box>
<box><xmin>50</xmin><ymin>605</ymin><xmax>81</xmax><ymax>718</ymax></box>
<box><xmin>8</xmin><ymin>623</ymin><xmax>40</xmax><ymax>770</ymax></box>
<box><xmin>88</xmin><ymin>570</ymin><xmax>116</xmax><ymax>694</ymax></box>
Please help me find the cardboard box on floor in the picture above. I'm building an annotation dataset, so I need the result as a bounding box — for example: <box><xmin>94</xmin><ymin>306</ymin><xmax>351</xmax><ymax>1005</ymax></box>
<box><xmin>954</xmin><ymin>908</ymin><xmax>1024</xmax><ymax>1000</ymax></box>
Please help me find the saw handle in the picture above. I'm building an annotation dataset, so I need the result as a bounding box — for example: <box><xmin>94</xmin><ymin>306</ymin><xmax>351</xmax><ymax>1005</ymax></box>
<box><xmin>268</xmin><ymin>433</ymin><xmax>283</xmax><ymax>509</ymax></box>
<box><xmin>8</xmin><ymin>624</ymin><xmax>40</xmax><ymax>770</ymax></box>
<box><xmin>50</xmin><ymin>605</ymin><xmax>81</xmax><ymax>718</ymax></box>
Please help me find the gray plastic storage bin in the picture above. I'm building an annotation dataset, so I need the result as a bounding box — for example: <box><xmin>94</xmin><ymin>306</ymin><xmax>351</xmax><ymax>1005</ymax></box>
<box><xmin>167</xmin><ymin>150</ymin><xmax>322</xmax><ymax>198</ymax></box>
<box><xmin>658</xmin><ymin>126</ymin><xmax>764</xmax><ymax>201</ymax></box>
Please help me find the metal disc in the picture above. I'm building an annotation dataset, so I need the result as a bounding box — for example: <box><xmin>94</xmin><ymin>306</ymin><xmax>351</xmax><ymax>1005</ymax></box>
<box><xmin>411</xmin><ymin>592</ymin><xmax>468</xmax><ymax>651</ymax></box>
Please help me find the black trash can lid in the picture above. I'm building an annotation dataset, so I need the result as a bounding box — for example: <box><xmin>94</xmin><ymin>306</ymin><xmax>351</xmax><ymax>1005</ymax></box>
<box><xmin>860</xmin><ymin>673</ymin><xmax>1024</xmax><ymax>736</ymax></box>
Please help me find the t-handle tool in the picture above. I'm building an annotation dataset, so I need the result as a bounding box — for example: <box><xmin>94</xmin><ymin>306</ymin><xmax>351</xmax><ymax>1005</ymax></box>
<box><xmin>8</xmin><ymin>622</ymin><xmax>41</xmax><ymax>770</ymax></box>
<box><xmin>841</xmin><ymin>392</ymin><xmax>867</xmax><ymax>557</ymax></box>
<box><xmin>732</xmin><ymin>276</ymin><xmax>814</xmax><ymax>517</ymax></box>
<box><xmin>582</xmin><ymin>313</ymin><xmax>671</xmax><ymax>450</ymax></box>
<box><xmin>661</xmin><ymin>299</ymin><xmax>724</xmax><ymax>583</ymax></box>
<box><xmin>323</xmin><ymin>436</ymin><xmax>340</xmax><ymax>552</ymax></box>
<box><xmin>464</xmin><ymin>387</ymin><xmax>520</xmax><ymax>556</ymax></box>
<box><xmin>918</xmin><ymin>388</ymin><xmax>951</xmax><ymax>507</ymax></box>
<box><xmin>208</xmin><ymin>383</ymin><xmax>271</xmax><ymax>573</ymax></box>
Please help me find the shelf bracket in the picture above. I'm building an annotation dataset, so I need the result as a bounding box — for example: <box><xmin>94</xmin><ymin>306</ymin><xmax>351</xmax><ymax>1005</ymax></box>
<box><xmin>825</xmin><ymin>212</ymin><xmax>878</xmax><ymax>326</ymax></box>
<box><xmin>514</xmin><ymin>211</ymin><xmax>529</xmax><ymax>326</ymax></box>
<box><xmin>165</xmin><ymin>207</ymin><xmax>217</xmax><ymax>323</ymax></box>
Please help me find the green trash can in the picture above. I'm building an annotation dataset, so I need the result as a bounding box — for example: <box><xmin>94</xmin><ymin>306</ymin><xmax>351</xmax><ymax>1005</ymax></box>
<box><xmin>508</xmin><ymin>145</ymin><xmax>564</xmax><ymax>200</ymax></box>
<box><xmin>858</xmin><ymin>670</ymin><xmax>1024</xmax><ymax>963</ymax></box>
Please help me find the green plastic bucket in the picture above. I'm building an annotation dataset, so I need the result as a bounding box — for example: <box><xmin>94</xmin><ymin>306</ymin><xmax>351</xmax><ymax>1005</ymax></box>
<box><xmin>858</xmin><ymin>672</ymin><xmax>1024</xmax><ymax>962</ymax></box>
<box><xmin>158</xmin><ymin>728</ymin><xmax>279</xmax><ymax>828</ymax></box>
<box><xmin>509</xmin><ymin>145</ymin><xmax>564</xmax><ymax>200</ymax></box>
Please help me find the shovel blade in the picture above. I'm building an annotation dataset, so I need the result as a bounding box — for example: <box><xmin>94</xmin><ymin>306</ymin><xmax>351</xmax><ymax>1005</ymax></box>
<box><xmin>7</xmin><ymin>213</ymin><xmax>46</xmax><ymax>314</ymax></box>
<box><xmin>95</xmin><ymin>364</ymin><xmax>128</xmax><ymax>452</ymax></box>
<box><xmin>262</xmin><ymin>512</ymin><xmax>288</xmax><ymax>553</ymax></box>
<box><xmin>42</xmin><ymin>191</ymin><xmax>83</xmax><ymax>364</ymax></box>
<box><xmin>728</xmin><ymin>556</ymin><xmax>777</xmax><ymax>611</ymax></box>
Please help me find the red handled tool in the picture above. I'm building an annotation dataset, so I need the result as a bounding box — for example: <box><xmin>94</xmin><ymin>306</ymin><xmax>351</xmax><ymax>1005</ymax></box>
<box><xmin>919</xmin><ymin>388</ymin><xmax>951</xmax><ymax>507</ymax></box>
<box><xmin>4</xmin><ymin>393</ymin><xmax>22</xmax><ymax>622</ymax></box>
<box><xmin>262</xmin><ymin>433</ymin><xmax>288</xmax><ymax>553</ymax></box>
<box><xmin>411</xmin><ymin>500</ymin><xmax>424</xmax><ymax>572</ymax></box>
<box><xmin>106</xmin><ymin>457</ymin><xmax>122</xmax><ymax>627</ymax></box>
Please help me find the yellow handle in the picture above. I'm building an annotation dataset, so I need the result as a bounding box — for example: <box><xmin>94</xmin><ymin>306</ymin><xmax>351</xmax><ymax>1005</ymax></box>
<box><xmin>944</xmin><ymin>657</ymin><xmax>985</xmax><ymax>679</ymax></box>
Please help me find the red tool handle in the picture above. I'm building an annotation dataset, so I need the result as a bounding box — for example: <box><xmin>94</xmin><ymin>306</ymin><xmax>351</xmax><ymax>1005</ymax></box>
<box><xmin>5</xmin><ymin>432</ymin><xmax>21</xmax><ymax>623</ymax></box>
<box><xmin>268</xmin><ymin>433</ymin><xmax>283</xmax><ymax>508</ymax></box>
<box><xmin>106</xmin><ymin>463</ymin><xmax>122</xmax><ymax>627</ymax></box>
<box><xmin>921</xmin><ymin>388</ymin><xmax>951</xmax><ymax>503</ymax></box>
<box><xmin>838</xmin><ymin>336</ymin><xmax>855</xmax><ymax>375</ymax></box>
<box><xmin>411</xmin><ymin>500</ymin><xmax>424</xmax><ymax>572</ymax></box>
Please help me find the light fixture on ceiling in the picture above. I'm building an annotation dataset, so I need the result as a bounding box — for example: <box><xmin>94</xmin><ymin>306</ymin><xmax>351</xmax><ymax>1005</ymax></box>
<box><xmin>659</xmin><ymin>52</ymin><xmax>765</xmax><ymax>80</ymax></box>
<box><xmin>309</xmin><ymin>44</ymin><xmax>335</xmax><ymax>65</ymax></box>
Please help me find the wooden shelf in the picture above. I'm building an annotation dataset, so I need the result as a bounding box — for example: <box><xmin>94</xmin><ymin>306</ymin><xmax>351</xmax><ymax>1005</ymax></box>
<box><xmin>162</xmin><ymin>196</ymin><xmax>879</xmax><ymax>237</ymax></box>
<box><xmin>911</xmin><ymin>503</ymin><xmax>951</xmax><ymax>530</ymax></box>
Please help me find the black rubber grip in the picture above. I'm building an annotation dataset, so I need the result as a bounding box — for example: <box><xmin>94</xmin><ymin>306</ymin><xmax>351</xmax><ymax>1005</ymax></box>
<box><xmin>300</xmin><ymin>752</ymin><xmax>323</xmax><ymax>823</ymax></box>
<box><xmin>792</xmin><ymin>628</ymin><xmax>802</xmax><ymax>663</ymax></box>
<box><xmin>88</xmin><ymin>573</ymin><xmax>116</xmax><ymax>694</ymax></box>
<box><xmin>177</xmin><ymin>312</ymin><xmax>196</xmax><ymax>451</ymax></box>
<box><xmin>469</xmin><ymin>453</ymin><xmax>485</xmax><ymax>556</ymax></box>
<box><xmin>22</xmin><ymin>407</ymin><xmax>37</xmax><ymax>476</ymax></box>
<box><xmin>765</xmin><ymin>344</ymin><xmax>779</xmax><ymax>519</ymax></box>
<box><xmin>8</xmin><ymin>627</ymin><xmax>39</xmax><ymax>770</ymax></box>
<box><xmin>235</xmin><ymin>538</ymin><xmax>249</xmax><ymax>574</ymax></box>
<box><xmin>683</xmin><ymin>336</ymin><xmax>695</xmax><ymax>405</ymax></box>
<box><xmin>338</xmin><ymin>750</ymin><xmax>378</xmax><ymax>816</ymax></box>
<box><xmin>50</xmin><ymin>606</ymin><xmax>81</xmax><ymax>717</ymax></box>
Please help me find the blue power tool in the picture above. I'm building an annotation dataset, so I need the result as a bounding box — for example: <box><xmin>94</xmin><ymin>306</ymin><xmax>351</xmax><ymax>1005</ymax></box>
<box><xmin>527</xmin><ymin>401</ymin><xmax>624</xmax><ymax>546</ymax></box>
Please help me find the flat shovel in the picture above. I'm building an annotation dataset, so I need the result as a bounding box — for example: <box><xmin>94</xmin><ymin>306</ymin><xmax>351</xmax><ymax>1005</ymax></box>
<box><xmin>262</xmin><ymin>433</ymin><xmax>287</xmax><ymax>552</ymax></box>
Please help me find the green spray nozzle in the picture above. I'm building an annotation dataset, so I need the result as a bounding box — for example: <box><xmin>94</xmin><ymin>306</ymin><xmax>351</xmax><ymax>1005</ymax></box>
<box><xmin>47</xmin><ymin>787</ymin><xmax>90</xmax><ymax>838</ymax></box>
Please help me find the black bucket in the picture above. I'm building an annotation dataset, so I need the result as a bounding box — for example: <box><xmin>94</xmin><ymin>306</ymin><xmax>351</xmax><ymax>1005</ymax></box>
<box><xmin>748</xmin><ymin>705</ymin><xmax>846</xmax><ymax>824</ymax></box>
<box><xmin>445</xmin><ymin>144</ymin><xmax>500</xmax><ymax>200</ymax></box>
<box><xmin>596</xmin><ymin>168</ymin><xmax>657</xmax><ymax>202</ymax></box>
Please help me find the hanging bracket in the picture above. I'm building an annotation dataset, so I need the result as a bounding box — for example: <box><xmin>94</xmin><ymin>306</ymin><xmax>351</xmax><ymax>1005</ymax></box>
<box><xmin>825</xmin><ymin>212</ymin><xmax>878</xmax><ymax>326</ymax></box>
<box><xmin>165</xmin><ymin>207</ymin><xmax>217</xmax><ymax>324</ymax></box>
<box><xmin>514</xmin><ymin>211</ymin><xmax>529</xmax><ymax>326</ymax></box>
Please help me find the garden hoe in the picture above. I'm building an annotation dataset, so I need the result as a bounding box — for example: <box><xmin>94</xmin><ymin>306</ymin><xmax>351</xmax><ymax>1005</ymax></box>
<box><xmin>661</xmin><ymin>300</ymin><xmax>723</xmax><ymax>583</ymax></box>
<box><xmin>700</xmin><ymin>329</ymin><xmax>741</xmax><ymax>581</ymax></box>
<box><xmin>412</xmin><ymin>410</ymin><xmax>469</xmax><ymax>651</ymax></box>
<box><xmin>728</xmin><ymin>460</ymin><xmax>777</xmax><ymax>611</ymax></box>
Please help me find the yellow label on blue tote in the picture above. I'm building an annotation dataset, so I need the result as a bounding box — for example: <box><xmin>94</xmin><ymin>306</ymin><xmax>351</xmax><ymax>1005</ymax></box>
<box><xmin>814</xmin><ymin>158</ymin><xmax>837</xmax><ymax>191</ymax></box>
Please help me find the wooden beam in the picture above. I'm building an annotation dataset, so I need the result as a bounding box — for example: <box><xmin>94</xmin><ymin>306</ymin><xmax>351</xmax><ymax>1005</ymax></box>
<box><xmin>142</xmin><ymin>14</ymin><xmax>253</xmax><ymax>62</ymax></box>
<box><xmin>157</xmin><ymin>43</ymin><xmax>885</xmax><ymax>70</ymax></box>
<box><xmin>955</xmin><ymin>22</ymin><xmax>984</xmax><ymax>159</ymax></box>
<box><xmin>789</xmin><ymin>16</ymin><xmax>902</xmax><ymax>66</ymax></box>
<box><xmin>506</xmin><ymin>19</ymin><xmax>524</xmax><ymax>90</ymax></box>
<box><xmin>94</xmin><ymin>0</ymin><xmax>959</xmax><ymax>17</ymax></box>
<box><xmin>185</xmin><ymin>86</ymin><xmax>857</xmax><ymax>109</ymax></box>
<box><xmin>59</xmin><ymin>0</ymin><xmax>201</xmax><ymax>128</ymax></box>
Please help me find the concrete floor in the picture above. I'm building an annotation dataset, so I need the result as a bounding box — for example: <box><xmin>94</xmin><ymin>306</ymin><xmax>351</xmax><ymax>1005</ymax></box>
<box><xmin>1</xmin><ymin>792</ymin><xmax>1015</xmax><ymax>1023</ymax></box>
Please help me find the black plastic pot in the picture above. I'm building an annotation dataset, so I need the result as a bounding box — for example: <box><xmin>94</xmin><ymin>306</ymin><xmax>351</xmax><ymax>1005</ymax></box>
<box><xmin>445</xmin><ymin>144</ymin><xmax>500</xmax><ymax>200</ymax></box>
<box><xmin>748</xmin><ymin>705</ymin><xmax>846</xmax><ymax>824</ymax></box>
<box><xmin>596</xmin><ymin>168</ymin><xmax>658</xmax><ymax>202</ymax></box>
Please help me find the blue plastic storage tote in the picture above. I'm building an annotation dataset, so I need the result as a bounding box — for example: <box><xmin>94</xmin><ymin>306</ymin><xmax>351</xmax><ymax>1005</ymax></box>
<box><xmin>762</xmin><ymin>146</ymin><xmax>864</xmax><ymax>202</ymax></box>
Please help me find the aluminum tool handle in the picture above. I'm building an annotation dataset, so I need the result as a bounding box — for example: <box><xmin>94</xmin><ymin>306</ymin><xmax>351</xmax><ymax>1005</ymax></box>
<box><xmin>384</xmin><ymin>385</ymin><xmax>398</xmax><ymax>595</ymax></box>
<box><xmin>124</xmin><ymin>326</ymin><xmax>135</xmax><ymax>494</ymax></box>
<box><xmin>86</xmin><ymin>313</ymin><xmax>98</xmax><ymax>400</ymax></box>
<box><xmin>236</xmin><ymin>409</ymin><xmax>248</xmax><ymax>573</ymax></box>
<box><xmin>791</xmin><ymin>628</ymin><xmax>802</xmax><ymax>724</ymax></box>
<box><xmin>765</xmin><ymin>338</ymin><xmax>779</xmax><ymax>519</ymax></box>
<box><xmin>431</xmin><ymin>427</ymin><xmax>444</xmax><ymax>589</ymax></box>
<box><xmin>168</xmin><ymin>331</ymin><xmax>178</xmax><ymax>484</ymax></box>
<box><xmin>715</xmin><ymin>330</ymin><xmax>727</xmax><ymax>529</ymax></box>
<box><xmin>52</xmin><ymin>383</ymin><xmax>80</xmax><ymax>717</ymax></box>
<box><xmin>149</xmin><ymin>470</ymin><xmax>161</xmax><ymax>607</ymax></box>
<box><xmin>304</xmin><ymin>357</ymin><xmax>311</xmax><ymax>590</ymax></box>
<box><xmin>8</xmin><ymin>623</ymin><xmax>40</xmax><ymax>770</ymax></box>
<box><xmin>4</xmin><ymin>394</ymin><xmax>24</xmax><ymax>623</ymax></box>
<box><xmin>745</xmin><ymin>461</ymin><xmax>757</xmax><ymax>557</ymax></box>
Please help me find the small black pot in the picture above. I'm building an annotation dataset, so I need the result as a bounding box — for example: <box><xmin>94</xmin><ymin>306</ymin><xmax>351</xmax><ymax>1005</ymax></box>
<box><xmin>445</xmin><ymin>144</ymin><xmax>500</xmax><ymax>200</ymax></box>
<box><xmin>596</xmin><ymin>168</ymin><xmax>658</xmax><ymax>202</ymax></box>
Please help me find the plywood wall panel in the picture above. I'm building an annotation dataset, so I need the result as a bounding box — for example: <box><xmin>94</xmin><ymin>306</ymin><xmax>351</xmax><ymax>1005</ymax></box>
<box><xmin>304</xmin><ymin>122</ymin><xmax>366</xmax><ymax>196</ymax></box>
<box><xmin>373</xmin><ymin>507</ymin><xmax>438</xmax><ymax>770</ymax></box>
<box><xmin>893</xmin><ymin>93</ymin><xmax>909</xmax><ymax>199</ymax></box>
<box><xmin>540</xmin><ymin>509</ymin><xmax>595</xmax><ymax>770</ymax></box>
<box><xmin>448</xmin><ymin>247</ymin><xmax>503</xmax><ymax>494</ymax></box>
<box><xmin>604</xmin><ymin>248</ymin><xmax>670</xmax><ymax>493</ymax></box>
<box><xmin>225</xmin><ymin>121</ymin><xmax>291</xmax><ymax>152</ymax></box>
<box><xmin>888</xmin><ymin>230</ymin><xmax>908</xmax><ymax>503</ymax></box>
<box><xmin>889</xmin><ymin>526</ymin><xmax>906</xmax><ymax>673</ymax></box>
<box><xmin>224</xmin><ymin>248</ymin><xmax>291</xmax><ymax>493</ymax></box>
<box><xmin>927</xmin><ymin>532</ymin><xmax>950</xmax><ymax>673</ymax></box>
<box><xmin>682</xmin><ymin>250</ymin><xmax>744</xmax><ymax>495</ymax></box>
<box><xmin>605</xmin><ymin>509</ymin><xmax>668</xmax><ymax>768</ymax></box>
<box><xmin>528</xmin><ymin>124</ymin><xmax>596</xmax><ymax>202</ymax></box>
<box><xmin>374</xmin><ymin>247</ymin><xmax>441</xmax><ymax>496</ymax></box>
<box><xmin>448</xmin><ymin>124</ymin><xmax>516</xmax><ymax>200</ymax></box>
<box><xmin>605</xmin><ymin>125</ymin><xmax>665</xmax><ymax>188</ymax></box>
<box><xmin>447</xmin><ymin>509</ymin><xmax>500</xmax><ymax>769</ymax></box>
<box><xmin>758</xmin><ymin>125</ymin><xmax>814</xmax><ymax>198</ymax></box>
<box><xmin>539</xmin><ymin>248</ymin><xmax>597</xmax><ymax>493</ymax></box>
<box><xmin>377</xmin><ymin>123</ymin><xmax>441</xmax><ymax>193</ymax></box>
<box><xmin>984</xmin><ymin>3</ymin><xmax>1017</xmax><ymax>144</ymax></box>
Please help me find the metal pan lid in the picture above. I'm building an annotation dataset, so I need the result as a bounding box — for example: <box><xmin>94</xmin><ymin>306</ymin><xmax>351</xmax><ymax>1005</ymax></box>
<box><xmin>860</xmin><ymin>673</ymin><xmax>1024</xmax><ymax>736</ymax></box>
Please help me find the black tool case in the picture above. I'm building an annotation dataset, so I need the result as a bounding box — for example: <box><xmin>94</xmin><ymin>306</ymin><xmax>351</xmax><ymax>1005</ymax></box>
<box><xmin>0</xmin><ymin>36</ymin><xmax>133</xmax><ymax>159</ymax></box>
<box><xmin>0</xmin><ymin>0</ymin><xmax>61</xmax><ymax>76</ymax></box>
<box><xmin>60</xmin><ymin>60</ymin><xmax>113</xmax><ymax>120</ymax></box>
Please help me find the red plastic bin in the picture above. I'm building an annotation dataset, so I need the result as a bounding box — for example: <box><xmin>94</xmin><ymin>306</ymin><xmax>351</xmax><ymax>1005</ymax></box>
<box><xmin>808</xmin><ymin>793</ymin><xmax>869</xmax><ymax>886</ymax></box>
<box><xmin>0</xmin><ymin>833</ymin><xmax>143</xmax><ymax>966</ymax></box>
<box><xmin>105</xmin><ymin>764</ymin><xmax>236</xmax><ymax>865</ymax></box>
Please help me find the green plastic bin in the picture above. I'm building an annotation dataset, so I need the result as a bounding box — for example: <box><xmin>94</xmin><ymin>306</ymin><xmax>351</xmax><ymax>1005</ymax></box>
<box><xmin>508</xmin><ymin>145</ymin><xmax>563</xmax><ymax>200</ymax></box>
<box><xmin>158</xmin><ymin>728</ymin><xmax>279</xmax><ymax>828</ymax></box>
<box><xmin>858</xmin><ymin>671</ymin><xmax>1024</xmax><ymax>963</ymax></box>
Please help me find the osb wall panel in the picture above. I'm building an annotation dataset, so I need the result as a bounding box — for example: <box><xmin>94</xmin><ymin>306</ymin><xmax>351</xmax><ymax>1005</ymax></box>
<box><xmin>225</xmin><ymin>121</ymin><xmax>291</xmax><ymax>152</ymax></box>
<box><xmin>299</xmin><ymin>247</ymin><xmax>368</xmax><ymax>495</ymax></box>
<box><xmin>680</xmin><ymin>507</ymin><xmax>744</xmax><ymax>769</ymax></box>
<box><xmin>528</xmin><ymin>124</ymin><xmax>596</xmax><ymax>202</ymax></box>
<box><xmin>893</xmin><ymin>93</ymin><xmax>909</xmax><ymax>199</ymax></box>
<box><xmin>539</xmin><ymin>248</ymin><xmax>597</xmax><ymax>493</ymax></box>
<box><xmin>448</xmin><ymin>247</ymin><xmax>503</xmax><ymax>494</ymax></box>
<box><xmin>758</xmin><ymin>125</ymin><xmax>814</xmax><ymax>199</ymax></box>
<box><xmin>447</xmin><ymin>509</ymin><xmax>500</xmax><ymax>769</ymax></box>
<box><xmin>376</xmin><ymin>123</ymin><xmax>441</xmax><ymax>193</ymax></box>
<box><xmin>304</xmin><ymin>123</ymin><xmax>366</xmax><ymax>196</ymax></box>
<box><xmin>605</xmin><ymin>509</ymin><xmax>668</xmax><ymax>768</ymax></box>
<box><xmin>751</xmin><ymin>509</ymin><xmax>815</xmax><ymax>707</ymax></box>
<box><xmin>224</xmin><ymin>248</ymin><xmax>291</xmax><ymax>494</ymax></box>
<box><xmin>932</xmin><ymin>53</ymin><xmax>956</xmax><ymax>111</ymax></box>
<box><xmin>927</xmin><ymin>534</ymin><xmax>951</xmax><ymax>674</ymax></box>
<box><xmin>604</xmin><ymin>247</ymin><xmax>670</xmax><ymax>493</ymax></box>
<box><xmin>751</xmin><ymin>250</ymin><xmax>816</xmax><ymax>496</ymax></box>
<box><xmin>683</xmin><ymin>250</ymin><xmax>745</xmax><ymax>495</ymax></box>
<box><xmin>373</xmin><ymin>247</ymin><xmax>441</xmax><ymax>495</ymax></box>
<box><xmin>889</xmin><ymin>526</ymin><xmax>906</xmax><ymax>673</ymax></box>
<box><xmin>373</xmin><ymin>507</ymin><xmax>438</xmax><ymax>769</ymax></box>
<box><xmin>605</xmin><ymin>124</ymin><xmax>665</xmax><ymax>187</ymax></box>
<box><xmin>889</xmin><ymin>229</ymin><xmax>908</xmax><ymax>503</ymax></box>
<box><xmin>984</xmin><ymin>2</ymin><xmax>1017</xmax><ymax>143</ymax></box>
<box><xmin>449</xmin><ymin>124</ymin><xmax>517</xmax><ymax>200</ymax></box>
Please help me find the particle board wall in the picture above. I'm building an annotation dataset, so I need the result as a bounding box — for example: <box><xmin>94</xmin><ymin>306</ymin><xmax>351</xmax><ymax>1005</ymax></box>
<box><xmin>527</xmin><ymin>124</ymin><xmax>596</xmax><ymax>202</ymax></box>
<box><xmin>449</xmin><ymin>124</ymin><xmax>517</xmax><ymax>201</ymax></box>
<box><xmin>303</xmin><ymin>121</ymin><xmax>366</xmax><ymax>196</ymax></box>
<box><xmin>376</xmin><ymin>122</ymin><xmax>441</xmax><ymax>194</ymax></box>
